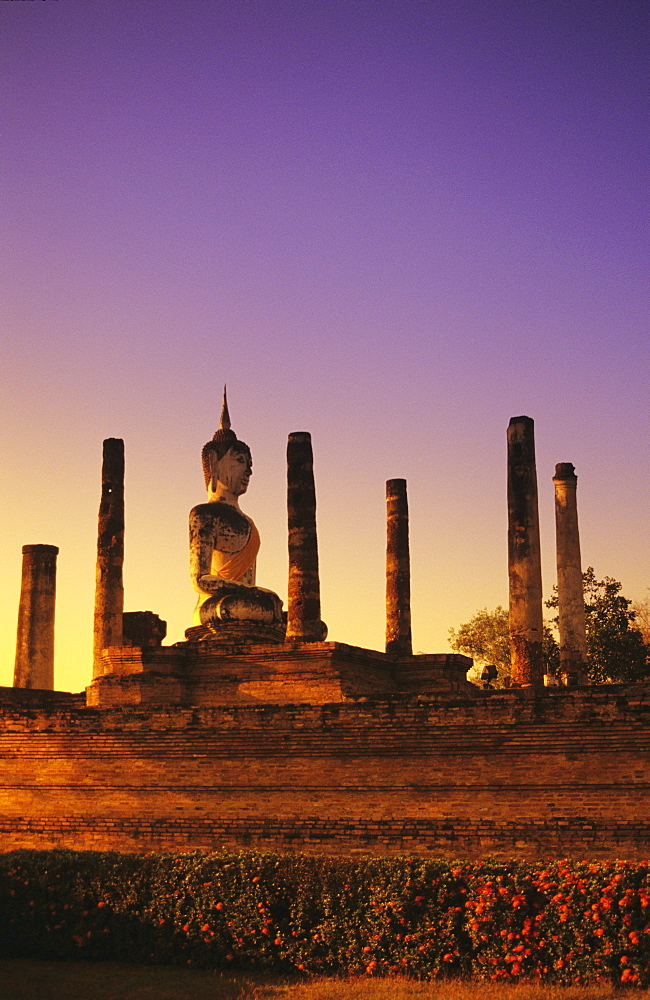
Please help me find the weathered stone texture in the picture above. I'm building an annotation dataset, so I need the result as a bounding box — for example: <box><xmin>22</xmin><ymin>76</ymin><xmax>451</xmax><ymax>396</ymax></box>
<box><xmin>553</xmin><ymin>463</ymin><xmax>587</xmax><ymax>685</ymax></box>
<box><xmin>123</xmin><ymin>611</ymin><xmax>167</xmax><ymax>648</ymax></box>
<box><xmin>13</xmin><ymin>544</ymin><xmax>59</xmax><ymax>690</ymax></box>
<box><xmin>286</xmin><ymin>432</ymin><xmax>327</xmax><ymax>641</ymax></box>
<box><xmin>507</xmin><ymin>417</ymin><xmax>545</xmax><ymax>687</ymax></box>
<box><xmin>86</xmin><ymin>642</ymin><xmax>472</xmax><ymax>707</ymax></box>
<box><xmin>1</xmin><ymin>685</ymin><xmax>649</xmax><ymax>860</ymax></box>
<box><xmin>93</xmin><ymin>438</ymin><xmax>124</xmax><ymax>678</ymax></box>
<box><xmin>386</xmin><ymin>479</ymin><xmax>412</xmax><ymax>656</ymax></box>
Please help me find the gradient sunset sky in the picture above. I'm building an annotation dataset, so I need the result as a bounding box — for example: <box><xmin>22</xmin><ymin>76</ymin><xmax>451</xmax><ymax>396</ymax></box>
<box><xmin>2</xmin><ymin>1</ymin><xmax>648</xmax><ymax>693</ymax></box>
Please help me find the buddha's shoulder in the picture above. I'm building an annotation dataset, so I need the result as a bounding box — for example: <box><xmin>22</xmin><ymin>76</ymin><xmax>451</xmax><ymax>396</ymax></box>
<box><xmin>190</xmin><ymin>501</ymin><xmax>250</xmax><ymax>532</ymax></box>
<box><xmin>190</xmin><ymin>501</ymin><xmax>216</xmax><ymax>519</ymax></box>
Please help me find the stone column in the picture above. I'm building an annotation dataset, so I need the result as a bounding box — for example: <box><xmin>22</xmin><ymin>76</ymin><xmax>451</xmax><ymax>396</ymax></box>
<box><xmin>507</xmin><ymin>416</ymin><xmax>545</xmax><ymax>688</ymax></box>
<box><xmin>93</xmin><ymin>438</ymin><xmax>124</xmax><ymax>678</ymax></box>
<box><xmin>386</xmin><ymin>478</ymin><xmax>412</xmax><ymax>656</ymax></box>
<box><xmin>286</xmin><ymin>432</ymin><xmax>327</xmax><ymax>642</ymax></box>
<box><xmin>14</xmin><ymin>544</ymin><xmax>59</xmax><ymax>690</ymax></box>
<box><xmin>553</xmin><ymin>463</ymin><xmax>587</xmax><ymax>686</ymax></box>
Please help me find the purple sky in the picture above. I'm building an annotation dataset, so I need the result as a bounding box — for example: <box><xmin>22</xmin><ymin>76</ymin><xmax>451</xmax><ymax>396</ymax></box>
<box><xmin>1</xmin><ymin>1</ymin><xmax>648</xmax><ymax>692</ymax></box>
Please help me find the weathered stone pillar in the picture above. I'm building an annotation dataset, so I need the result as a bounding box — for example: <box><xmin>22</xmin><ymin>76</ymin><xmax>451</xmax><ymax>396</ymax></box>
<box><xmin>286</xmin><ymin>432</ymin><xmax>327</xmax><ymax>642</ymax></box>
<box><xmin>507</xmin><ymin>416</ymin><xmax>545</xmax><ymax>688</ymax></box>
<box><xmin>386</xmin><ymin>478</ymin><xmax>412</xmax><ymax>656</ymax></box>
<box><xmin>553</xmin><ymin>463</ymin><xmax>587</xmax><ymax>686</ymax></box>
<box><xmin>93</xmin><ymin>438</ymin><xmax>124</xmax><ymax>678</ymax></box>
<box><xmin>14</xmin><ymin>544</ymin><xmax>59</xmax><ymax>689</ymax></box>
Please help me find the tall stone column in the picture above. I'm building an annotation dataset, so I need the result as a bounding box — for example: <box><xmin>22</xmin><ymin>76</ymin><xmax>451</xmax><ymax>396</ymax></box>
<box><xmin>507</xmin><ymin>416</ymin><xmax>545</xmax><ymax>688</ymax></box>
<box><xmin>14</xmin><ymin>544</ymin><xmax>59</xmax><ymax>690</ymax></box>
<box><xmin>553</xmin><ymin>463</ymin><xmax>587</xmax><ymax>686</ymax></box>
<box><xmin>93</xmin><ymin>438</ymin><xmax>124</xmax><ymax>678</ymax></box>
<box><xmin>286</xmin><ymin>432</ymin><xmax>327</xmax><ymax>642</ymax></box>
<box><xmin>386</xmin><ymin>478</ymin><xmax>412</xmax><ymax>656</ymax></box>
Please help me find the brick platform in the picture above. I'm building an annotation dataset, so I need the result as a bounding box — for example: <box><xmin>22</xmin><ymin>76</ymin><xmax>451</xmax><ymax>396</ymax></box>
<box><xmin>1</xmin><ymin>684</ymin><xmax>649</xmax><ymax>859</ymax></box>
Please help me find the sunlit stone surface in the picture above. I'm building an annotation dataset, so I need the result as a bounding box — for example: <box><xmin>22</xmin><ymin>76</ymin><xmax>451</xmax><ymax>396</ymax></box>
<box><xmin>507</xmin><ymin>416</ymin><xmax>545</xmax><ymax>688</ymax></box>
<box><xmin>93</xmin><ymin>438</ymin><xmax>124</xmax><ymax>678</ymax></box>
<box><xmin>553</xmin><ymin>462</ymin><xmax>587</xmax><ymax>686</ymax></box>
<box><xmin>13</xmin><ymin>544</ymin><xmax>58</xmax><ymax>691</ymax></box>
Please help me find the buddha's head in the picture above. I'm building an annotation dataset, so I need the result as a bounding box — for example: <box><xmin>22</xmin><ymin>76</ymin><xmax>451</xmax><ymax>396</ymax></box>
<box><xmin>202</xmin><ymin>389</ymin><xmax>252</xmax><ymax>497</ymax></box>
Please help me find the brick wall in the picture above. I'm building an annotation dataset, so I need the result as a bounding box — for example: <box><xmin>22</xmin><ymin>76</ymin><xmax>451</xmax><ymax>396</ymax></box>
<box><xmin>1</xmin><ymin>685</ymin><xmax>649</xmax><ymax>859</ymax></box>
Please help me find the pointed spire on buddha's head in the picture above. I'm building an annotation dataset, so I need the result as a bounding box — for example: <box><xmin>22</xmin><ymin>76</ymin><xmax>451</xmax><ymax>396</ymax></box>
<box><xmin>201</xmin><ymin>385</ymin><xmax>252</xmax><ymax>489</ymax></box>
<box><xmin>212</xmin><ymin>385</ymin><xmax>237</xmax><ymax>451</ymax></box>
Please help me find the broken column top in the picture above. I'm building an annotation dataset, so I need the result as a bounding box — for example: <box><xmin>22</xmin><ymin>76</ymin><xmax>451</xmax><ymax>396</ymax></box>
<box><xmin>553</xmin><ymin>463</ymin><xmax>577</xmax><ymax>481</ymax></box>
<box><xmin>22</xmin><ymin>544</ymin><xmax>59</xmax><ymax>556</ymax></box>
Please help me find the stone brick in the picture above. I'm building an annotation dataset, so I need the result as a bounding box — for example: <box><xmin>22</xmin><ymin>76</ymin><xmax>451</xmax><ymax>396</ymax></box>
<box><xmin>0</xmin><ymin>683</ymin><xmax>649</xmax><ymax>859</ymax></box>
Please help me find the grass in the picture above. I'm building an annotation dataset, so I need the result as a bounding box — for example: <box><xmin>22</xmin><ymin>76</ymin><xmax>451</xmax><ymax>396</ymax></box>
<box><xmin>0</xmin><ymin>961</ymin><xmax>647</xmax><ymax>1000</ymax></box>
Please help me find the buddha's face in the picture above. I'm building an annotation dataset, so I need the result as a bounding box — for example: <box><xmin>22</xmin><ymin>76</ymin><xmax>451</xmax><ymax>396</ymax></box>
<box><xmin>212</xmin><ymin>446</ymin><xmax>252</xmax><ymax>496</ymax></box>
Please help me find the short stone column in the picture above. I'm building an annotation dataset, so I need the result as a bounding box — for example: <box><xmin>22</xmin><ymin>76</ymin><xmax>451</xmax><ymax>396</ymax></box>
<box><xmin>553</xmin><ymin>463</ymin><xmax>587</xmax><ymax>686</ymax></box>
<box><xmin>93</xmin><ymin>438</ymin><xmax>124</xmax><ymax>678</ymax></box>
<box><xmin>507</xmin><ymin>416</ymin><xmax>545</xmax><ymax>688</ymax></box>
<box><xmin>286</xmin><ymin>432</ymin><xmax>327</xmax><ymax>642</ymax></box>
<box><xmin>14</xmin><ymin>544</ymin><xmax>59</xmax><ymax>690</ymax></box>
<box><xmin>386</xmin><ymin>478</ymin><xmax>412</xmax><ymax>656</ymax></box>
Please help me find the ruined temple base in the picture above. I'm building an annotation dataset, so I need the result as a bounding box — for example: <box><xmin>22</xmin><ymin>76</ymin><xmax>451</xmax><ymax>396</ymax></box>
<box><xmin>4</xmin><ymin>683</ymin><xmax>650</xmax><ymax>861</ymax></box>
<box><xmin>86</xmin><ymin>641</ymin><xmax>473</xmax><ymax>708</ymax></box>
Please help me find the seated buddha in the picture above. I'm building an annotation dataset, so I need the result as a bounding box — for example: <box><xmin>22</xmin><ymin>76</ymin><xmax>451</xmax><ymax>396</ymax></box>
<box><xmin>189</xmin><ymin>391</ymin><xmax>284</xmax><ymax>630</ymax></box>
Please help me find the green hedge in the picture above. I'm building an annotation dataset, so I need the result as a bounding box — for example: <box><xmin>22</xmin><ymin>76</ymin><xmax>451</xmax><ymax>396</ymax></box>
<box><xmin>0</xmin><ymin>851</ymin><xmax>649</xmax><ymax>985</ymax></box>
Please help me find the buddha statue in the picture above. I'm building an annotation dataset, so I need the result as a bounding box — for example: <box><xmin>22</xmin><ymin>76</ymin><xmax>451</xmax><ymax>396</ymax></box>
<box><xmin>189</xmin><ymin>390</ymin><xmax>284</xmax><ymax>632</ymax></box>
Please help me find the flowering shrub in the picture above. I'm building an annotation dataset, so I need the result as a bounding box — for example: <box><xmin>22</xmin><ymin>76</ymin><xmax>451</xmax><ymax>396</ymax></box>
<box><xmin>0</xmin><ymin>851</ymin><xmax>648</xmax><ymax>985</ymax></box>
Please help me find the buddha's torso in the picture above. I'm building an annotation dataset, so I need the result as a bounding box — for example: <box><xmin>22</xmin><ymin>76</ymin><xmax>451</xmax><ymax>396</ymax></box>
<box><xmin>190</xmin><ymin>500</ymin><xmax>256</xmax><ymax>585</ymax></box>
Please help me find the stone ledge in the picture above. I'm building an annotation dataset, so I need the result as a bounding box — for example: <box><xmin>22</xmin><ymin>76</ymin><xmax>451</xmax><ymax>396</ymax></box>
<box><xmin>87</xmin><ymin>642</ymin><xmax>475</xmax><ymax>708</ymax></box>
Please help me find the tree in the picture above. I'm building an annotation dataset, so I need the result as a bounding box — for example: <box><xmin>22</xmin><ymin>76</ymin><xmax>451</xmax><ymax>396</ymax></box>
<box><xmin>546</xmin><ymin>568</ymin><xmax>649</xmax><ymax>684</ymax></box>
<box><xmin>449</xmin><ymin>607</ymin><xmax>558</xmax><ymax>687</ymax></box>
<box><xmin>448</xmin><ymin>606</ymin><xmax>511</xmax><ymax>686</ymax></box>
<box><xmin>451</xmin><ymin>570</ymin><xmax>650</xmax><ymax>686</ymax></box>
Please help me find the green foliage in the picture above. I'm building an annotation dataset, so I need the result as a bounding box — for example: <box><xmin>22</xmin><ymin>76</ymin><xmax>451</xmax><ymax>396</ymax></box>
<box><xmin>1</xmin><ymin>850</ymin><xmax>650</xmax><ymax>986</ymax></box>
<box><xmin>448</xmin><ymin>607</ymin><xmax>511</xmax><ymax>685</ymax></box>
<box><xmin>451</xmin><ymin>569</ymin><xmax>649</xmax><ymax>686</ymax></box>
<box><xmin>448</xmin><ymin>608</ymin><xmax>558</xmax><ymax>686</ymax></box>
<box><xmin>546</xmin><ymin>568</ymin><xmax>649</xmax><ymax>684</ymax></box>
